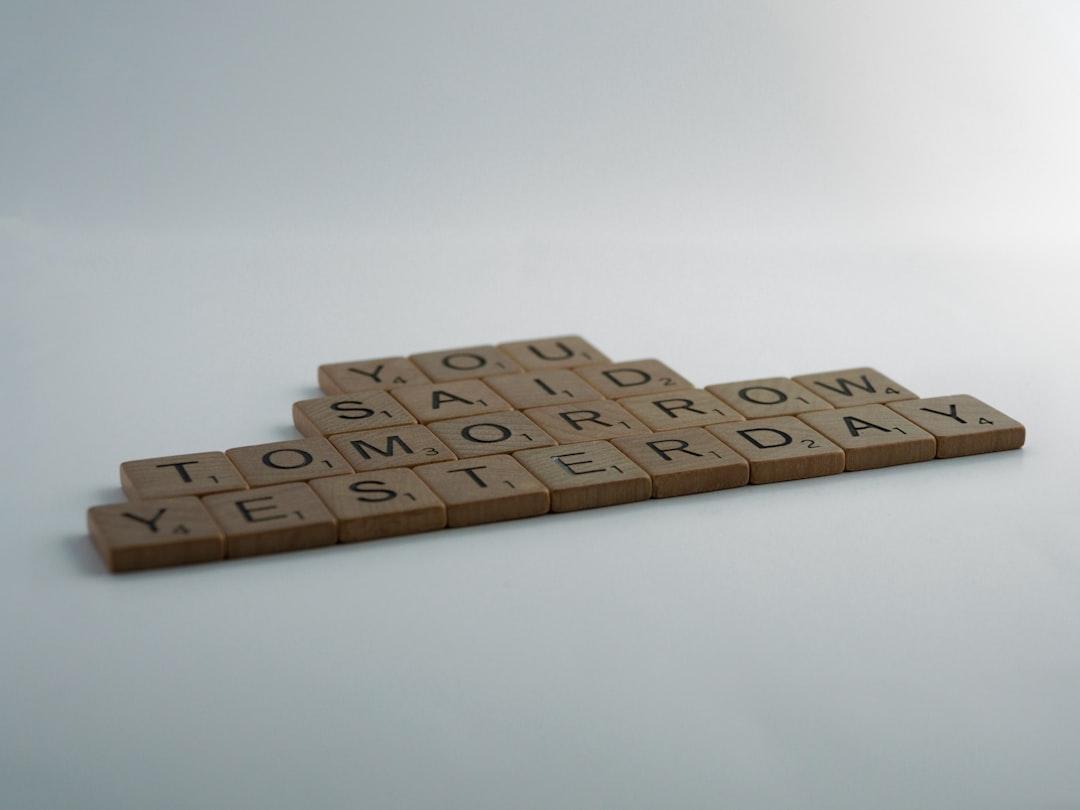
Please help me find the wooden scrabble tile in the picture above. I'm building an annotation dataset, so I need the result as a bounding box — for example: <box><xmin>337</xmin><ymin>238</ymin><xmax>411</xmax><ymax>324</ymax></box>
<box><xmin>409</xmin><ymin>345</ymin><xmax>522</xmax><ymax>382</ymax></box>
<box><xmin>706</xmin><ymin>416</ymin><xmax>846</xmax><ymax>484</ymax></box>
<box><xmin>202</xmin><ymin>483</ymin><xmax>337</xmax><ymax>558</ymax></box>
<box><xmin>610</xmin><ymin>429</ymin><xmax>750</xmax><ymax>498</ymax></box>
<box><xmin>514</xmin><ymin>441</ymin><xmax>652</xmax><ymax>512</ymax></box>
<box><xmin>329</xmin><ymin>425</ymin><xmax>458</xmax><ymax>471</ymax></box>
<box><xmin>120</xmin><ymin>452</ymin><xmax>248</xmax><ymax>500</ymax></box>
<box><xmin>705</xmin><ymin>377</ymin><xmax>834</xmax><ymax>419</ymax></box>
<box><xmin>483</xmin><ymin>369</ymin><xmax>605</xmax><ymax>409</ymax></box>
<box><xmin>617</xmin><ymin>389</ymin><xmax>745</xmax><ymax>431</ymax></box>
<box><xmin>523</xmin><ymin>399</ymin><xmax>652</xmax><ymax>443</ymax></box>
<box><xmin>292</xmin><ymin>391</ymin><xmax>416</xmax><ymax>437</ymax></box>
<box><xmin>886</xmin><ymin>395</ymin><xmax>1026</xmax><ymax>458</ymax></box>
<box><xmin>226</xmin><ymin>437</ymin><xmax>352</xmax><ymax>487</ymax></box>
<box><xmin>88</xmin><ymin>497</ymin><xmax>225</xmax><ymax>572</ymax></box>
<box><xmin>390</xmin><ymin>380</ymin><xmax>513</xmax><ymax>424</ymax></box>
<box><xmin>309</xmin><ymin>469</ymin><xmax>447</xmax><ymax>543</ymax></box>
<box><xmin>318</xmin><ymin>356</ymin><xmax>431</xmax><ymax>395</ymax></box>
<box><xmin>497</xmin><ymin>335</ymin><xmax>611</xmax><ymax>370</ymax></box>
<box><xmin>799</xmin><ymin>405</ymin><xmax>937</xmax><ymax>471</ymax></box>
<box><xmin>575</xmin><ymin>359</ymin><xmax>695</xmax><ymax>400</ymax></box>
<box><xmin>414</xmin><ymin>454</ymin><xmax>550</xmax><ymax>527</ymax></box>
<box><xmin>428</xmin><ymin>411</ymin><xmax>557</xmax><ymax>459</ymax></box>
<box><xmin>792</xmin><ymin>367</ymin><xmax>917</xmax><ymax>407</ymax></box>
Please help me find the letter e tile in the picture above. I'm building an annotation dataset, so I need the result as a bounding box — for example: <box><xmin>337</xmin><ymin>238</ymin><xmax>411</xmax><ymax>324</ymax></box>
<box><xmin>514</xmin><ymin>441</ymin><xmax>652</xmax><ymax>512</ymax></box>
<box><xmin>87</xmin><ymin>497</ymin><xmax>225</xmax><ymax>572</ymax></box>
<box><xmin>201</xmin><ymin>483</ymin><xmax>337</xmax><ymax>558</ymax></box>
<box><xmin>799</xmin><ymin>405</ymin><xmax>936</xmax><ymax>471</ymax></box>
<box><xmin>413</xmin><ymin>455</ymin><xmax>549</xmax><ymax>527</ymax></box>
<box><xmin>309</xmin><ymin>469</ymin><xmax>447</xmax><ymax>543</ymax></box>
<box><xmin>887</xmin><ymin>395</ymin><xmax>1025</xmax><ymax>458</ymax></box>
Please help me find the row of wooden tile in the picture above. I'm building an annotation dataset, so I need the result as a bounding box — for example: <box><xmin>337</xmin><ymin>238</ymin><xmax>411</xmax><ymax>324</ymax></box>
<box><xmin>92</xmin><ymin>397</ymin><xmax>1024</xmax><ymax>572</ymax></box>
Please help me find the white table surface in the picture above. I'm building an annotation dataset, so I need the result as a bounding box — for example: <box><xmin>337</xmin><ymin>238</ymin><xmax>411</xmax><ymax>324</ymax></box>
<box><xmin>4</xmin><ymin>4</ymin><xmax>1079</xmax><ymax>809</ymax></box>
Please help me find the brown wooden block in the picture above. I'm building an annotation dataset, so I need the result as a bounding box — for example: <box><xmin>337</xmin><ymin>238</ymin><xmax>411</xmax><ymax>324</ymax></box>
<box><xmin>706</xmin><ymin>416</ymin><xmax>845</xmax><ymax>484</ymax></box>
<box><xmin>497</xmin><ymin>335</ymin><xmax>611</xmax><ymax>370</ymax></box>
<box><xmin>292</xmin><ymin>391</ymin><xmax>417</xmax><ymax>437</ymax></box>
<box><xmin>409</xmin><ymin>345</ymin><xmax>522</xmax><ymax>382</ymax></box>
<box><xmin>523</xmin><ymin>399</ymin><xmax>652</xmax><ymax>443</ymax></box>
<box><xmin>575</xmin><ymin>359</ymin><xmax>695</xmax><ymax>400</ymax></box>
<box><xmin>792</xmin><ymin>367</ymin><xmax>917</xmax><ymax>407</ymax></box>
<box><xmin>318</xmin><ymin>356</ymin><xmax>431</xmax><ymax>395</ymax></box>
<box><xmin>120</xmin><ymin>452</ymin><xmax>248</xmax><ymax>500</ymax></box>
<box><xmin>414</xmin><ymin>454</ymin><xmax>549</xmax><ymax>527</ymax></box>
<box><xmin>226</xmin><ymin>437</ymin><xmax>352</xmax><ymax>487</ymax></box>
<box><xmin>390</xmin><ymin>380</ymin><xmax>513</xmax><ymax>424</ymax></box>
<box><xmin>799</xmin><ymin>405</ymin><xmax>937</xmax><ymax>471</ymax></box>
<box><xmin>611</xmin><ymin>428</ymin><xmax>750</xmax><ymax>498</ymax></box>
<box><xmin>617</xmin><ymin>388</ymin><xmax>745</xmax><ymax>431</ymax></box>
<box><xmin>513</xmin><ymin>441</ymin><xmax>652</xmax><ymax>512</ymax></box>
<box><xmin>329</xmin><ymin>425</ymin><xmax>457</xmax><ymax>472</ymax></box>
<box><xmin>705</xmin><ymin>377</ymin><xmax>834</xmax><ymax>419</ymax></box>
<box><xmin>87</xmin><ymin>497</ymin><xmax>225</xmax><ymax>572</ymax></box>
<box><xmin>202</xmin><ymin>482</ymin><xmax>337</xmax><ymax>558</ymax></box>
<box><xmin>428</xmin><ymin>411</ymin><xmax>557</xmax><ymax>459</ymax></box>
<box><xmin>309</xmin><ymin>469</ymin><xmax>447</xmax><ymax>543</ymax></box>
<box><xmin>886</xmin><ymin>395</ymin><xmax>1026</xmax><ymax>458</ymax></box>
<box><xmin>483</xmin><ymin>369</ymin><xmax>605</xmax><ymax>409</ymax></box>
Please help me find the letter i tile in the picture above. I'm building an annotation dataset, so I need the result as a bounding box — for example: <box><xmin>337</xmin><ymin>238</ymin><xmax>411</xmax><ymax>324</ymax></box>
<box><xmin>706</xmin><ymin>416</ymin><xmax>845</xmax><ymax>484</ymax></box>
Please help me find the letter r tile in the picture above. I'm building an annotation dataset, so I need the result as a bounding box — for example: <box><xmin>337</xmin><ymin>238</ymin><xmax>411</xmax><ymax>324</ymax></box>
<box><xmin>799</xmin><ymin>405</ymin><xmax>936</xmax><ymax>471</ymax></box>
<box><xmin>497</xmin><ymin>335</ymin><xmax>611</xmax><ymax>370</ymax></box>
<box><xmin>611</xmin><ymin>428</ymin><xmax>749</xmax><ymax>498</ymax></box>
<box><xmin>413</xmin><ymin>454</ymin><xmax>549</xmax><ymax>527</ymax></box>
<box><xmin>617</xmin><ymin>389</ymin><xmax>745</xmax><ymax>431</ymax></box>
<box><xmin>318</xmin><ymin>356</ymin><xmax>431</xmax><ymax>395</ymax></box>
<box><xmin>120</xmin><ymin>451</ymin><xmax>248</xmax><ymax>500</ymax></box>
<box><xmin>886</xmin><ymin>395</ymin><xmax>1025</xmax><ymax>458</ymax></box>
<box><xmin>87</xmin><ymin>497</ymin><xmax>225</xmax><ymax>572</ymax></box>
<box><xmin>523</xmin><ymin>400</ymin><xmax>652</xmax><ymax>443</ymax></box>
<box><xmin>409</xmin><ymin>345</ymin><xmax>522</xmax><ymax>382</ymax></box>
<box><xmin>226</xmin><ymin>437</ymin><xmax>352</xmax><ymax>487</ymax></box>
<box><xmin>514</xmin><ymin>441</ymin><xmax>652</xmax><ymax>512</ymax></box>
<box><xmin>576</xmin><ymin>359</ymin><xmax>695</xmax><ymax>399</ymax></box>
<box><xmin>202</xmin><ymin>483</ymin><xmax>337</xmax><ymax>559</ymax></box>
<box><xmin>792</xmin><ymin>367</ymin><xmax>917</xmax><ymax>407</ymax></box>
<box><xmin>706</xmin><ymin>416</ymin><xmax>845</xmax><ymax>484</ymax></box>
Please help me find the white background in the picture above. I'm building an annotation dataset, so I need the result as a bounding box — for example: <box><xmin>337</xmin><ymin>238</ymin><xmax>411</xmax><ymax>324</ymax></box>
<box><xmin>3</xmin><ymin>3</ymin><xmax>1079</xmax><ymax>809</ymax></box>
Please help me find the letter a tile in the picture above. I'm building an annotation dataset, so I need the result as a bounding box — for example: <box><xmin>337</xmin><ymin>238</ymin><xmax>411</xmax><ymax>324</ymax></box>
<box><xmin>886</xmin><ymin>395</ymin><xmax>1025</xmax><ymax>458</ymax></box>
<box><xmin>799</xmin><ymin>405</ymin><xmax>936</xmax><ymax>471</ymax></box>
<box><xmin>202</xmin><ymin>483</ymin><xmax>338</xmax><ymax>558</ymax></box>
<box><xmin>706</xmin><ymin>416</ymin><xmax>845</xmax><ymax>484</ymax></box>
<box><xmin>514</xmin><ymin>441</ymin><xmax>652</xmax><ymax>512</ymax></box>
<box><xmin>88</xmin><ymin>497</ymin><xmax>225</xmax><ymax>573</ymax></box>
<box><xmin>414</xmin><ymin>455</ymin><xmax>550</xmax><ymax>527</ymax></box>
<box><xmin>390</xmin><ymin>380</ymin><xmax>513</xmax><ymax>424</ymax></box>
